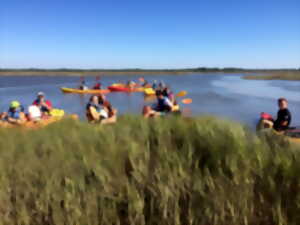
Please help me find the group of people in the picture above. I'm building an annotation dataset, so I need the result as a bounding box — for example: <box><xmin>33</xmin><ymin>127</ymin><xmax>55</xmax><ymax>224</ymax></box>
<box><xmin>79</xmin><ymin>80</ymin><xmax>102</xmax><ymax>90</ymax></box>
<box><xmin>0</xmin><ymin>92</ymin><xmax>53</xmax><ymax>125</ymax></box>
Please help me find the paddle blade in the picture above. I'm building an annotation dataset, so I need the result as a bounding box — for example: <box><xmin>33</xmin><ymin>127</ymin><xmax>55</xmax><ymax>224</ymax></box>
<box><xmin>182</xmin><ymin>98</ymin><xmax>192</xmax><ymax>104</ymax></box>
<box><xmin>176</xmin><ymin>91</ymin><xmax>187</xmax><ymax>97</ymax></box>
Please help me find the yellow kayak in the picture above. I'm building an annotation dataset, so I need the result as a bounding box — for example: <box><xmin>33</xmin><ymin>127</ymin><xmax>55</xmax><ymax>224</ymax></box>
<box><xmin>144</xmin><ymin>88</ymin><xmax>156</xmax><ymax>96</ymax></box>
<box><xmin>61</xmin><ymin>87</ymin><xmax>110</xmax><ymax>94</ymax></box>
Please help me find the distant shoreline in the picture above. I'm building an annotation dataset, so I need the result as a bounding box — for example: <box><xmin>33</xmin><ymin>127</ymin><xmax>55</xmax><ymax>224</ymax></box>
<box><xmin>0</xmin><ymin>68</ymin><xmax>299</xmax><ymax>80</ymax></box>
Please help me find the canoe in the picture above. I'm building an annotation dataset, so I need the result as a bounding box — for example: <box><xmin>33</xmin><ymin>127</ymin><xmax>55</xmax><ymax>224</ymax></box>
<box><xmin>0</xmin><ymin>114</ymin><xmax>78</xmax><ymax>129</ymax></box>
<box><xmin>61</xmin><ymin>87</ymin><xmax>110</xmax><ymax>94</ymax></box>
<box><xmin>108</xmin><ymin>86</ymin><xmax>144</xmax><ymax>92</ymax></box>
<box><xmin>144</xmin><ymin>88</ymin><xmax>156</xmax><ymax>96</ymax></box>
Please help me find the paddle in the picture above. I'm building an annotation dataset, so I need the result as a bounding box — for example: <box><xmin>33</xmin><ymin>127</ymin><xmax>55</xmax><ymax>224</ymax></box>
<box><xmin>181</xmin><ymin>98</ymin><xmax>192</xmax><ymax>104</ymax></box>
<box><xmin>176</xmin><ymin>91</ymin><xmax>187</xmax><ymax>98</ymax></box>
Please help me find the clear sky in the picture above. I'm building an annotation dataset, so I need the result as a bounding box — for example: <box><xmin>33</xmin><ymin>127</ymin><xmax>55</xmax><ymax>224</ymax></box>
<box><xmin>1</xmin><ymin>0</ymin><xmax>299</xmax><ymax>69</ymax></box>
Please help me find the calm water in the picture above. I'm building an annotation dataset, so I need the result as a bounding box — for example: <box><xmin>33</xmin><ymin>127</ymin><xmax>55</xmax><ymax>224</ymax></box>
<box><xmin>1</xmin><ymin>73</ymin><xmax>300</xmax><ymax>128</ymax></box>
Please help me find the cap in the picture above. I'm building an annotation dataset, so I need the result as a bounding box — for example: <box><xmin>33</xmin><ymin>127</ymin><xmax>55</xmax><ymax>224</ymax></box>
<box><xmin>37</xmin><ymin>92</ymin><xmax>45</xmax><ymax>96</ymax></box>
<box><xmin>10</xmin><ymin>101</ymin><xmax>20</xmax><ymax>109</ymax></box>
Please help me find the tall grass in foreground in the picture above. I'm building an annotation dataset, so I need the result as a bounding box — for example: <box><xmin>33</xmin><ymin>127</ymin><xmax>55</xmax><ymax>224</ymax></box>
<box><xmin>0</xmin><ymin>116</ymin><xmax>299</xmax><ymax>225</ymax></box>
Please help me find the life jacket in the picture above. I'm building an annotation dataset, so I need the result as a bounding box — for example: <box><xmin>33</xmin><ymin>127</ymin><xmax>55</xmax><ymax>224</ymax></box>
<box><xmin>93</xmin><ymin>83</ymin><xmax>101</xmax><ymax>89</ymax></box>
<box><xmin>33</xmin><ymin>99</ymin><xmax>52</xmax><ymax>113</ymax></box>
<box><xmin>86</xmin><ymin>102</ymin><xmax>101</xmax><ymax>121</ymax></box>
<box><xmin>7</xmin><ymin>106</ymin><xmax>24</xmax><ymax>119</ymax></box>
<box><xmin>156</xmin><ymin>97</ymin><xmax>171</xmax><ymax>112</ymax></box>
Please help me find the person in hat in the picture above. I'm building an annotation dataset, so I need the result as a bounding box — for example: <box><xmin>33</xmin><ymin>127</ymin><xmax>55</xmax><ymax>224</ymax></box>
<box><xmin>32</xmin><ymin>92</ymin><xmax>52</xmax><ymax>115</ymax></box>
<box><xmin>1</xmin><ymin>101</ymin><xmax>26</xmax><ymax>124</ymax></box>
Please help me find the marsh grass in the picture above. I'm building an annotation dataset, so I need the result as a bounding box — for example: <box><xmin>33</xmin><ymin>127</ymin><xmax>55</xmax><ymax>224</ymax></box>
<box><xmin>0</xmin><ymin>116</ymin><xmax>299</xmax><ymax>225</ymax></box>
<box><xmin>244</xmin><ymin>71</ymin><xmax>300</xmax><ymax>81</ymax></box>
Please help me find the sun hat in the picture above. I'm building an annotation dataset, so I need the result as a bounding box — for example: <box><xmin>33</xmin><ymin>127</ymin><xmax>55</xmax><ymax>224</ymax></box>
<box><xmin>37</xmin><ymin>91</ymin><xmax>45</xmax><ymax>96</ymax></box>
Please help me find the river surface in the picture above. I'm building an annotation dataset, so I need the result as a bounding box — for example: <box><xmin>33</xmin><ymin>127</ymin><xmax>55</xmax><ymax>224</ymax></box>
<box><xmin>0</xmin><ymin>73</ymin><xmax>299</xmax><ymax>128</ymax></box>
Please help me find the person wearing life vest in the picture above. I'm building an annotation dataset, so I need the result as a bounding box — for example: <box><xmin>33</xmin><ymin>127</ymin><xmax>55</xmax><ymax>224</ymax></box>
<box><xmin>274</xmin><ymin>98</ymin><xmax>292</xmax><ymax>131</ymax></box>
<box><xmin>86</xmin><ymin>95</ymin><xmax>101</xmax><ymax>122</ymax></box>
<box><xmin>93</xmin><ymin>82</ymin><xmax>102</xmax><ymax>90</ymax></box>
<box><xmin>155</xmin><ymin>90</ymin><xmax>173</xmax><ymax>113</ymax></box>
<box><xmin>33</xmin><ymin>92</ymin><xmax>52</xmax><ymax>115</ymax></box>
<box><xmin>259</xmin><ymin>98</ymin><xmax>292</xmax><ymax>131</ymax></box>
<box><xmin>86</xmin><ymin>95</ymin><xmax>117</xmax><ymax>124</ymax></box>
<box><xmin>79</xmin><ymin>80</ymin><xmax>88</xmax><ymax>90</ymax></box>
<box><xmin>3</xmin><ymin>101</ymin><xmax>26</xmax><ymax>124</ymax></box>
<box><xmin>98</xmin><ymin>94</ymin><xmax>118</xmax><ymax>123</ymax></box>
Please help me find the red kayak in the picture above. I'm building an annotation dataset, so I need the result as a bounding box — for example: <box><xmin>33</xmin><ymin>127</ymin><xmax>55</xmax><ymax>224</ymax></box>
<box><xmin>108</xmin><ymin>86</ymin><xmax>143</xmax><ymax>92</ymax></box>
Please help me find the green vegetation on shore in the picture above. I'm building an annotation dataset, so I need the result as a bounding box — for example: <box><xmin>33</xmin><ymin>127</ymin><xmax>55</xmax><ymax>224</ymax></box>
<box><xmin>0</xmin><ymin>67</ymin><xmax>299</xmax><ymax>77</ymax></box>
<box><xmin>244</xmin><ymin>70</ymin><xmax>300</xmax><ymax>81</ymax></box>
<box><xmin>0</xmin><ymin>116</ymin><xmax>299</xmax><ymax>225</ymax></box>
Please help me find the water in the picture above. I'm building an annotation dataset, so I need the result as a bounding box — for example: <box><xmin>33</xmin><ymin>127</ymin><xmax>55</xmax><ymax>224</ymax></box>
<box><xmin>0</xmin><ymin>73</ymin><xmax>300</xmax><ymax>127</ymax></box>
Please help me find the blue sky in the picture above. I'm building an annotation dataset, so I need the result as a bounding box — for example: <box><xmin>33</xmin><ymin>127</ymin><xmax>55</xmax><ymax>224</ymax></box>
<box><xmin>1</xmin><ymin>0</ymin><xmax>299</xmax><ymax>69</ymax></box>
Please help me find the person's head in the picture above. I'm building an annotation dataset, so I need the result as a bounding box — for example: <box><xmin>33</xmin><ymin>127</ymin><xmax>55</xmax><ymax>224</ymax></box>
<box><xmin>37</xmin><ymin>92</ymin><xmax>45</xmax><ymax>101</ymax></box>
<box><xmin>98</xmin><ymin>94</ymin><xmax>106</xmax><ymax>104</ymax></box>
<box><xmin>90</xmin><ymin>95</ymin><xmax>99</xmax><ymax>104</ymax></box>
<box><xmin>156</xmin><ymin>90</ymin><xmax>164</xmax><ymax>99</ymax></box>
<box><xmin>10</xmin><ymin>101</ymin><xmax>20</xmax><ymax>111</ymax></box>
<box><xmin>278</xmin><ymin>98</ymin><xmax>288</xmax><ymax>109</ymax></box>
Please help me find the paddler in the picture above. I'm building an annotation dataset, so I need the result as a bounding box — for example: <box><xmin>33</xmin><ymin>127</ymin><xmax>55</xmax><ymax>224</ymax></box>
<box><xmin>274</xmin><ymin>98</ymin><xmax>292</xmax><ymax>131</ymax></box>
<box><xmin>155</xmin><ymin>90</ymin><xmax>173</xmax><ymax>113</ymax></box>
<box><xmin>93</xmin><ymin>82</ymin><xmax>102</xmax><ymax>90</ymax></box>
<box><xmin>260</xmin><ymin>98</ymin><xmax>292</xmax><ymax>131</ymax></box>
<box><xmin>86</xmin><ymin>95</ymin><xmax>117</xmax><ymax>124</ymax></box>
<box><xmin>32</xmin><ymin>92</ymin><xmax>52</xmax><ymax>115</ymax></box>
<box><xmin>79</xmin><ymin>80</ymin><xmax>88</xmax><ymax>90</ymax></box>
<box><xmin>2</xmin><ymin>101</ymin><xmax>26</xmax><ymax>124</ymax></box>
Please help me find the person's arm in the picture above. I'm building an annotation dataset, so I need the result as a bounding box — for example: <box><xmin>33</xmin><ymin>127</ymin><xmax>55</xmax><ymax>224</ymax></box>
<box><xmin>281</xmin><ymin>110</ymin><xmax>291</xmax><ymax>126</ymax></box>
<box><xmin>89</xmin><ymin>107</ymin><xmax>100</xmax><ymax>121</ymax></box>
<box><xmin>42</xmin><ymin>100</ymin><xmax>52</xmax><ymax>111</ymax></box>
<box><xmin>164</xmin><ymin>98</ymin><xmax>173</xmax><ymax>108</ymax></box>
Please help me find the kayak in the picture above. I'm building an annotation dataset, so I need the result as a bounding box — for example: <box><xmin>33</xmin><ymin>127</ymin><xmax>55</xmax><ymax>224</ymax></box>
<box><xmin>144</xmin><ymin>88</ymin><xmax>156</xmax><ymax>96</ymax></box>
<box><xmin>0</xmin><ymin>114</ymin><xmax>78</xmax><ymax>129</ymax></box>
<box><xmin>61</xmin><ymin>87</ymin><xmax>110</xmax><ymax>94</ymax></box>
<box><xmin>108</xmin><ymin>86</ymin><xmax>144</xmax><ymax>92</ymax></box>
<box><xmin>257</xmin><ymin>113</ymin><xmax>300</xmax><ymax>145</ymax></box>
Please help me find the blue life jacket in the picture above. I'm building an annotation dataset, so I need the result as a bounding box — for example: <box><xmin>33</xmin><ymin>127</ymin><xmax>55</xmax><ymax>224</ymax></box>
<box><xmin>86</xmin><ymin>102</ymin><xmax>100</xmax><ymax>112</ymax></box>
<box><xmin>7</xmin><ymin>106</ymin><xmax>24</xmax><ymax>119</ymax></box>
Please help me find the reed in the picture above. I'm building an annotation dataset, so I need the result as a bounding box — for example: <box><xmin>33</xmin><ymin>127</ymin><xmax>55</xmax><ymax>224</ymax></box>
<box><xmin>0</xmin><ymin>116</ymin><xmax>299</xmax><ymax>225</ymax></box>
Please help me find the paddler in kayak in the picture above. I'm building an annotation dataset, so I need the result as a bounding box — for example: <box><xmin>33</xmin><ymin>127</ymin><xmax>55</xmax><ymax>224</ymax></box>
<box><xmin>274</xmin><ymin>98</ymin><xmax>292</xmax><ymax>131</ymax></box>
<box><xmin>260</xmin><ymin>98</ymin><xmax>292</xmax><ymax>131</ymax></box>
<box><xmin>86</xmin><ymin>95</ymin><xmax>117</xmax><ymax>124</ymax></box>
<box><xmin>32</xmin><ymin>92</ymin><xmax>52</xmax><ymax>115</ymax></box>
<box><xmin>79</xmin><ymin>80</ymin><xmax>88</xmax><ymax>90</ymax></box>
<box><xmin>93</xmin><ymin>76</ymin><xmax>102</xmax><ymax>89</ymax></box>
<box><xmin>0</xmin><ymin>101</ymin><xmax>26</xmax><ymax>124</ymax></box>
<box><xmin>93</xmin><ymin>82</ymin><xmax>102</xmax><ymax>90</ymax></box>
